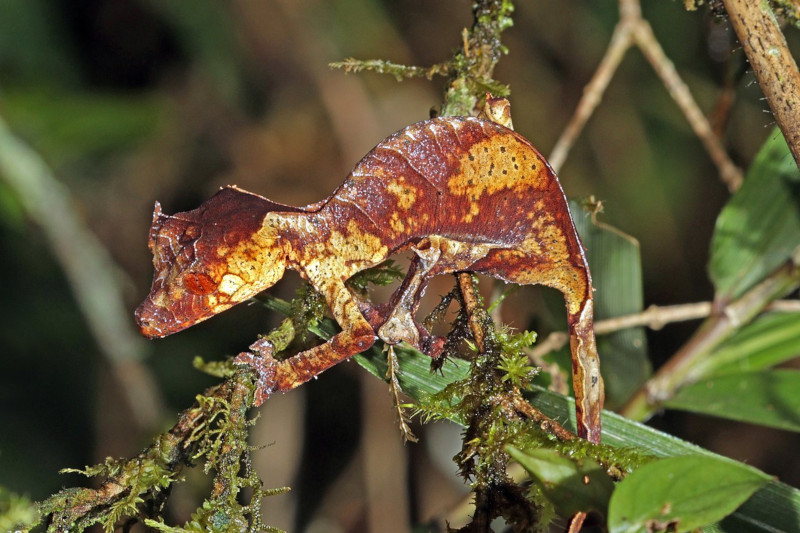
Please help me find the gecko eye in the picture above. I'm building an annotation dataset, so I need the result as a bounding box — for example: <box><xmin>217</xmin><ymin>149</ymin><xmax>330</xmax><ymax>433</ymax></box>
<box><xmin>183</xmin><ymin>271</ymin><xmax>218</xmax><ymax>295</ymax></box>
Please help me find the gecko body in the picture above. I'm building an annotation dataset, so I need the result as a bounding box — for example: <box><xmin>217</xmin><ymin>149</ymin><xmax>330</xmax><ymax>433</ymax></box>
<box><xmin>136</xmin><ymin>116</ymin><xmax>604</xmax><ymax>443</ymax></box>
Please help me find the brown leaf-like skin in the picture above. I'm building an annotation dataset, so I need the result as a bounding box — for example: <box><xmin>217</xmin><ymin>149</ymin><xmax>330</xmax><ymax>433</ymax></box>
<box><xmin>136</xmin><ymin>116</ymin><xmax>604</xmax><ymax>442</ymax></box>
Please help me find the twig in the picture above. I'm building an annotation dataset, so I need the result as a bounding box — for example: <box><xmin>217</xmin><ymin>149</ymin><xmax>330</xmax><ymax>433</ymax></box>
<box><xmin>330</xmin><ymin>58</ymin><xmax>450</xmax><ymax>81</ymax></box>
<box><xmin>723</xmin><ymin>0</ymin><xmax>800</xmax><ymax>169</ymax></box>
<box><xmin>766</xmin><ymin>299</ymin><xmax>800</xmax><ymax>312</ymax></box>
<box><xmin>527</xmin><ymin>299</ymin><xmax>800</xmax><ymax>359</ymax></box>
<box><xmin>595</xmin><ymin>302</ymin><xmax>713</xmax><ymax>333</ymax></box>
<box><xmin>509</xmin><ymin>396</ymin><xmax>576</xmax><ymax>442</ymax></box>
<box><xmin>549</xmin><ymin>0</ymin><xmax>743</xmax><ymax>192</ymax></box>
<box><xmin>632</xmin><ymin>17</ymin><xmax>742</xmax><ymax>192</ymax></box>
<box><xmin>548</xmin><ymin>17</ymin><xmax>634</xmax><ymax>172</ymax></box>
<box><xmin>385</xmin><ymin>346</ymin><xmax>418</xmax><ymax>443</ymax></box>
<box><xmin>456</xmin><ymin>272</ymin><xmax>488</xmax><ymax>353</ymax></box>
<box><xmin>0</xmin><ymin>115</ymin><xmax>163</xmax><ymax>430</ymax></box>
<box><xmin>621</xmin><ymin>257</ymin><xmax>800</xmax><ymax>420</ymax></box>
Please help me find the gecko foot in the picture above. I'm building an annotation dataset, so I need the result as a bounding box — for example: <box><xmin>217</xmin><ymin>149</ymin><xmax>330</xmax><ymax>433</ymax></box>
<box><xmin>233</xmin><ymin>338</ymin><xmax>277</xmax><ymax>406</ymax></box>
<box><xmin>420</xmin><ymin>334</ymin><xmax>445</xmax><ymax>359</ymax></box>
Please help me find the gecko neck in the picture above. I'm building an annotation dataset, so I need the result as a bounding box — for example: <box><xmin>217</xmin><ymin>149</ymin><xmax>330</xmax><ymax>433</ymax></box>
<box><xmin>261</xmin><ymin>210</ymin><xmax>329</xmax><ymax>268</ymax></box>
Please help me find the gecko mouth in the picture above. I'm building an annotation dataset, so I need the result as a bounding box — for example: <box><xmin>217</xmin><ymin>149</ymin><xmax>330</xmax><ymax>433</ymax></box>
<box><xmin>134</xmin><ymin>290</ymin><xmax>207</xmax><ymax>339</ymax></box>
<box><xmin>135</xmin><ymin>275</ymin><xmax>227</xmax><ymax>338</ymax></box>
<box><xmin>135</xmin><ymin>298</ymin><xmax>178</xmax><ymax>338</ymax></box>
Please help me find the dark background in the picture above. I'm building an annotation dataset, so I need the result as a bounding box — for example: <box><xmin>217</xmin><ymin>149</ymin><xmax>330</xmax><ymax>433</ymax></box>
<box><xmin>1</xmin><ymin>1</ymin><xmax>798</xmax><ymax>531</ymax></box>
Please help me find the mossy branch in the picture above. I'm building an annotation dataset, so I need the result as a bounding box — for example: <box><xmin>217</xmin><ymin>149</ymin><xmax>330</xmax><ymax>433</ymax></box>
<box><xmin>331</xmin><ymin>0</ymin><xmax>514</xmax><ymax>118</ymax></box>
<box><xmin>329</xmin><ymin>58</ymin><xmax>451</xmax><ymax>82</ymax></box>
<box><xmin>29</xmin><ymin>313</ymin><xmax>307</xmax><ymax>532</ymax></box>
<box><xmin>36</xmin><ymin>366</ymin><xmax>288</xmax><ymax>532</ymax></box>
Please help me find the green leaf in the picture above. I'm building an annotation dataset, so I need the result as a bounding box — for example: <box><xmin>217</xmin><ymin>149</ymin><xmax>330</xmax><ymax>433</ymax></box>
<box><xmin>354</xmin><ymin>344</ymin><xmax>470</xmax><ymax>402</ymax></box>
<box><xmin>665</xmin><ymin>370</ymin><xmax>800</xmax><ymax>433</ymax></box>
<box><xmin>266</xmin><ymin>293</ymin><xmax>800</xmax><ymax>533</ymax></box>
<box><xmin>569</xmin><ymin>200</ymin><xmax>650</xmax><ymax>408</ymax></box>
<box><xmin>607</xmin><ymin>455</ymin><xmax>771</xmax><ymax>533</ymax></box>
<box><xmin>702</xmin><ymin>312</ymin><xmax>800</xmax><ymax>376</ymax></box>
<box><xmin>709</xmin><ymin>128</ymin><xmax>800</xmax><ymax>301</ymax></box>
<box><xmin>353</xmin><ymin>346</ymin><xmax>800</xmax><ymax>532</ymax></box>
<box><xmin>507</xmin><ymin>446</ymin><xmax>614</xmax><ymax>516</ymax></box>
<box><xmin>521</xmin><ymin>386</ymin><xmax>800</xmax><ymax>532</ymax></box>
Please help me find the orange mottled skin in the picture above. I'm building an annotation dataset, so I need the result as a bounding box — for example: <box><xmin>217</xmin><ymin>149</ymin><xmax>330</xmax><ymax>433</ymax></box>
<box><xmin>136</xmin><ymin>116</ymin><xmax>604</xmax><ymax>443</ymax></box>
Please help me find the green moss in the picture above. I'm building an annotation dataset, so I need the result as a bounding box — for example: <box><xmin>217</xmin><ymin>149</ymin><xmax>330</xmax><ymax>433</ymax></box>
<box><xmin>36</xmin><ymin>368</ymin><xmax>289</xmax><ymax>532</ymax></box>
<box><xmin>0</xmin><ymin>487</ymin><xmax>39</xmax><ymax>532</ymax></box>
<box><xmin>288</xmin><ymin>284</ymin><xmax>326</xmax><ymax>350</ymax></box>
<box><xmin>347</xmin><ymin>259</ymin><xmax>403</xmax><ymax>293</ymax></box>
<box><xmin>330</xmin><ymin>0</ymin><xmax>514</xmax><ymax>119</ymax></box>
<box><xmin>329</xmin><ymin>58</ymin><xmax>450</xmax><ymax>82</ymax></box>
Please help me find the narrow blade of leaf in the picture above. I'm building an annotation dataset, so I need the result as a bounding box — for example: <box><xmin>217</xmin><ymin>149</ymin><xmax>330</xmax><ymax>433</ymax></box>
<box><xmin>709</xmin><ymin>128</ymin><xmax>800</xmax><ymax>301</ymax></box>
<box><xmin>507</xmin><ymin>446</ymin><xmax>614</xmax><ymax>516</ymax></box>
<box><xmin>607</xmin><ymin>455</ymin><xmax>771</xmax><ymax>533</ymax></box>
<box><xmin>357</xmin><ymin>347</ymin><xmax>799</xmax><ymax>532</ymax></box>
<box><xmin>354</xmin><ymin>344</ymin><xmax>470</xmax><ymax>401</ymax></box>
<box><xmin>665</xmin><ymin>370</ymin><xmax>800</xmax><ymax>433</ymax></box>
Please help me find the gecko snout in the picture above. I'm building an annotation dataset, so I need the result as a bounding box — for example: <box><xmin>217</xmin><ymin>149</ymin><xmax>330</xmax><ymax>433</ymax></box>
<box><xmin>135</xmin><ymin>299</ymin><xmax>169</xmax><ymax>339</ymax></box>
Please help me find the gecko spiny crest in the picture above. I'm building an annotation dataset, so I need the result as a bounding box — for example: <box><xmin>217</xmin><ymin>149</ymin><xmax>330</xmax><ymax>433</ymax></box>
<box><xmin>136</xmin><ymin>112</ymin><xmax>605</xmax><ymax>443</ymax></box>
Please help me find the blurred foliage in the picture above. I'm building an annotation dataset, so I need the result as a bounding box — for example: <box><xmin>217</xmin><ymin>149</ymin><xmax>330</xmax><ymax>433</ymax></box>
<box><xmin>2</xmin><ymin>0</ymin><xmax>800</xmax><ymax>531</ymax></box>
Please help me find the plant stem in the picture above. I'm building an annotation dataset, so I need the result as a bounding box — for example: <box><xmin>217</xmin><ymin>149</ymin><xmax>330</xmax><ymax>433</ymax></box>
<box><xmin>549</xmin><ymin>0</ymin><xmax>741</xmax><ymax>190</ymax></box>
<box><xmin>620</xmin><ymin>259</ymin><xmax>800</xmax><ymax>421</ymax></box>
<box><xmin>528</xmin><ymin>298</ymin><xmax>800</xmax><ymax>359</ymax></box>
<box><xmin>724</xmin><ymin>0</ymin><xmax>800</xmax><ymax>168</ymax></box>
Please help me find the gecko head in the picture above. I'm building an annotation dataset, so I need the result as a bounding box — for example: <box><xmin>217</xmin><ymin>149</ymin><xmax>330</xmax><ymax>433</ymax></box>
<box><xmin>135</xmin><ymin>187</ymin><xmax>287</xmax><ymax>338</ymax></box>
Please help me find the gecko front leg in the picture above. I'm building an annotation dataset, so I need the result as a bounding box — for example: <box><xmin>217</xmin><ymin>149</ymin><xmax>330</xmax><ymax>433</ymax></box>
<box><xmin>377</xmin><ymin>238</ymin><xmax>444</xmax><ymax>356</ymax></box>
<box><xmin>235</xmin><ymin>278</ymin><xmax>376</xmax><ymax>405</ymax></box>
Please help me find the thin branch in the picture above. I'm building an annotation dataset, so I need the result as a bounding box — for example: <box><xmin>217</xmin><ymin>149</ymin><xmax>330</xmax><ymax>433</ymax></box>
<box><xmin>595</xmin><ymin>302</ymin><xmax>712</xmax><ymax>333</ymax></box>
<box><xmin>527</xmin><ymin>299</ymin><xmax>800</xmax><ymax>359</ymax></box>
<box><xmin>548</xmin><ymin>20</ymin><xmax>634</xmax><ymax>172</ymax></box>
<box><xmin>509</xmin><ymin>396</ymin><xmax>576</xmax><ymax>442</ymax></box>
<box><xmin>724</xmin><ymin>0</ymin><xmax>800</xmax><ymax>168</ymax></box>
<box><xmin>330</xmin><ymin>58</ymin><xmax>451</xmax><ymax>81</ymax></box>
<box><xmin>549</xmin><ymin>0</ymin><xmax>743</xmax><ymax>191</ymax></box>
<box><xmin>632</xmin><ymin>19</ymin><xmax>743</xmax><ymax>191</ymax></box>
<box><xmin>621</xmin><ymin>257</ymin><xmax>800</xmax><ymax>420</ymax></box>
<box><xmin>766</xmin><ymin>299</ymin><xmax>800</xmax><ymax>312</ymax></box>
<box><xmin>457</xmin><ymin>272</ymin><xmax>489</xmax><ymax>353</ymax></box>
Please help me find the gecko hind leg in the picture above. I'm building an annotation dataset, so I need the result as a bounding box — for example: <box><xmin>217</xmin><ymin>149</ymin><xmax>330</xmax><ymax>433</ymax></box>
<box><xmin>378</xmin><ymin>235</ymin><xmax>502</xmax><ymax>359</ymax></box>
